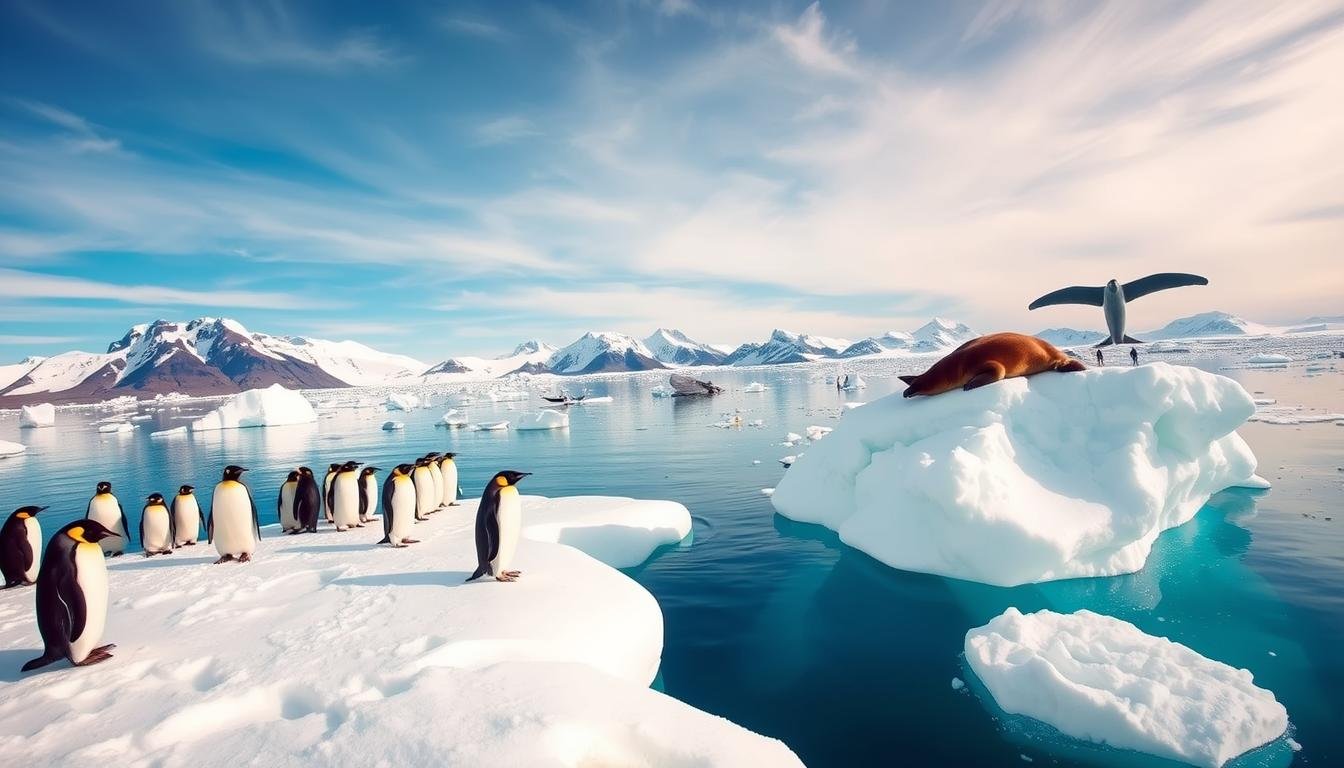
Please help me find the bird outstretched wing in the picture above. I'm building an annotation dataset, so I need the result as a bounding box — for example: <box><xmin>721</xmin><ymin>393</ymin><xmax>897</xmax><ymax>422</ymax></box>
<box><xmin>1028</xmin><ymin>285</ymin><xmax>1105</xmax><ymax>309</ymax></box>
<box><xmin>1121</xmin><ymin>273</ymin><xmax>1208</xmax><ymax>301</ymax></box>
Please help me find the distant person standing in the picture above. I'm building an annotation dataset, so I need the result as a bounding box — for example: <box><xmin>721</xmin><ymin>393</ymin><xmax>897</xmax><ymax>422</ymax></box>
<box><xmin>1096</xmin><ymin>349</ymin><xmax>1104</xmax><ymax>366</ymax></box>
<box><xmin>1130</xmin><ymin>346</ymin><xmax>1139</xmax><ymax>366</ymax></box>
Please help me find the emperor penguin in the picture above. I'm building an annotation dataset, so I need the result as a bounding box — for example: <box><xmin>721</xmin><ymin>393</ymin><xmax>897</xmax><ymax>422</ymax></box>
<box><xmin>172</xmin><ymin>485</ymin><xmax>202</xmax><ymax>546</ymax></box>
<box><xmin>411</xmin><ymin>458</ymin><xmax>436</xmax><ymax>521</ymax></box>
<box><xmin>85</xmin><ymin>481</ymin><xmax>130</xmax><ymax>557</ymax></box>
<box><xmin>1</xmin><ymin>505</ymin><xmax>45</xmax><ymax>588</ymax></box>
<box><xmin>139</xmin><ymin>493</ymin><xmax>175</xmax><ymax>556</ymax></box>
<box><xmin>22</xmin><ymin>519</ymin><xmax>120</xmax><ymax>671</ymax></box>
<box><xmin>424</xmin><ymin>453</ymin><xmax>445</xmax><ymax>512</ymax></box>
<box><xmin>358</xmin><ymin>466</ymin><xmax>380</xmax><ymax>523</ymax></box>
<box><xmin>328</xmin><ymin>460</ymin><xmax>363</xmax><ymax>531</ymax></box>
<box><xmin>278</xmin><ymin>471</ymin><xmax>301</xmax><ymax>533</ymax></box>
<box><xmin>379</xmin><ymin>464</ymin><xmax>420</xmax><ymax>547</ymax></box>
<box><xmin>467</xmin><ymin>470</ymin><xmax>531</xmax><ymax>582</ymax></box>
<box><xmin>323</xmin><ymin>463</ymin><xmax>340</xmax><ymax>523</ymax></box>
<box><xmin>208</xmin><ymin>465</ymin><xmax>260</xmax><ymax>564</ymax></box>
<box><xmin>294</xmin><ymin>466</ymin><xmax>322</xmax><ymax>534</ymax></box>
<box><xmin>438</xmin><ymin>452</ymin><xmax>460</xmax><ymax>507</ymax></box>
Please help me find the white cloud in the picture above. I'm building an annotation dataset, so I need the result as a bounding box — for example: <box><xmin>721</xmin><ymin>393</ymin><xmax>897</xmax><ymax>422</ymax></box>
<box><xmin>473</xmin><ymin>116</ymin><xmax>542</xmax><ymax>146</ymax></box>
<box><xmin>184</xmin><ymin>0</ymin><xmax>398</xmax><ymax>71</ymax></box>
<box><xmin>0</xmin><ymin>267</ymin><xmax>322</xmax><ymax>310</ymax></box>
<box><xmin>772</xmin><ymin>2</ymin><xmax>857</xmax><ymax>76</ymax></box>
<box><xmin>442</xmin><ymin>16</ymin><xmax>511</xmax><ymax>41</ymax></box>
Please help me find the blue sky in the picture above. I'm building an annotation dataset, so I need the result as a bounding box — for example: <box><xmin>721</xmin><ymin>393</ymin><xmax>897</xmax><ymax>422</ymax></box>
<box><xmin>1</xmin><ymin>0</ymin><xmax>1341</xmax><ymax>362</ymax></box>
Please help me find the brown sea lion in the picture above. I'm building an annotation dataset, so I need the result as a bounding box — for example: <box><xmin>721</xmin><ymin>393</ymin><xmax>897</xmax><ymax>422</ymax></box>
<box><xmin>900</xmin><ymin>332</ymin><xmax>1086</xmax><ymax>397</ymax></box>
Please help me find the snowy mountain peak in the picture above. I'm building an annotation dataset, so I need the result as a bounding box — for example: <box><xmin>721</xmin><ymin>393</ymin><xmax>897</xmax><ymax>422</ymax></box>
<box><xmin>504</xmin><ymin>340</ymin><xmax>554</xmax><ymax>359</ymax></box>
<box><xmin>1144</xmin><ymin>311</ymin><xmax>1270</xmax><ymax>340</ymax></box>
<box><xmin>545</xmin><ymin>331</ymin><xmax>665</xmax><ymax>375</ymax></box>
<box><xmin>643</xmin><ymin>329</ymin><xmax>727</xmax><ymax>367</ymax></box>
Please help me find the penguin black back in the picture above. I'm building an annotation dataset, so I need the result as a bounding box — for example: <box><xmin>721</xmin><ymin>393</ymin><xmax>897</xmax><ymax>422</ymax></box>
<box><xmin>1</xmin><ymin>505</ymin><xmax>45</xmax><ymax>588</ymax></box>
<box><xmin>22</xmin><ymin>519</ymin><xmax>120</xmax><ymax>671</ymax></box>
<box><xmin>467</xmin><ymin>471</ymin><xmax>531</xmax><ymax>582</ymax></box>
<box><xmin>294</xmin><ymin>466</ymin><xmax>321</xmax><ymax>533</ymax></box>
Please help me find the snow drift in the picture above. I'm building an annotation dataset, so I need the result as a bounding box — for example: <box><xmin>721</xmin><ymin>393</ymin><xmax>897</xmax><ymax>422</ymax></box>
<box><xmin>190</xmin><ymin>384</ymin><xmax>317</xmax><ymax>431</ymax></box>
<box><xmin>770</xmin><ymin>363</ymin><xmax>1259</xmax><ymax>586</ymax></box>
<box><xmin>19</xmin><ymin>403</ymin><xmax>54</xmax><ymax>428</ymax></box>
<box><xmin>965</xmin><ymin>608</ymin><xmax>1287</xmax><ymax>767</ymax></box>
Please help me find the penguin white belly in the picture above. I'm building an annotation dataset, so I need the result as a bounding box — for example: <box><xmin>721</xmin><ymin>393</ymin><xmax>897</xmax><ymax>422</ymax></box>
<box><xmin>389</xmin><ymin>483</ymin><xmax>415</xmax><ymax>542</ymax></box>
<box><xmin>23</xmin><ymin>517</ymin><xmax>41</xmax><ymax>581</ymax></box>
<box><xmin>413</xmin><ymin>472</ymin><xmax>434</xmax><ymax>518</ymax></box>
<box><xmin>174</xmin><ymin>497</ymin><xmax>200</xmax><ymax>544</ymax></box>
<box><xmin>428</xmin><ymin>464</ymin><xmax>444</xmax><ymax>508</ymax></box>
<box><xmin>279</xmin><ymin>483</ymin><xmax>297</xmax><ymax>530</ymax></box>
<box><xmin>332</xmin><ymin>475</ymin><xmax>359</xmax><ymax>528</ymax></box>
<box><xmin>441</xmin><ymin>461</ymin><xmax>458</xmax><ymax>505</ymax></box>
<box><xmin>361</xmin><ymin>477</ymin><xmax>378</xmax><ymax>519</ymax></box>
<box><xmin>69</xmin><ymin>543</ymin><xmax>108</xmax><ymax>664</ymax></box>
<box><xmin>143</xmin><ymin>508</ymin><xmax>171</xmax><ymax>552</ymax></box>
<box><xmin>212</xmin><ymin>483</ymin><xmax>256</xmax><ymax>557</ymax></box>
<box><xmin>490</xmin><ymin>488</ymin><xmax>521</xmax><ymax>575</ymax></box>
<box><xmin>87</xmin><ymin>496</ymin><xmax>124</xmax><ymax>554</ymax></box>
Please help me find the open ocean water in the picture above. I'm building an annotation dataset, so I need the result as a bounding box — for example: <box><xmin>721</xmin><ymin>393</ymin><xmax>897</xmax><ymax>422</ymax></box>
<box><xmin>1</xmin><ymin>352</ymin><xmax>1341</xmax><ymax>767</ymax></box>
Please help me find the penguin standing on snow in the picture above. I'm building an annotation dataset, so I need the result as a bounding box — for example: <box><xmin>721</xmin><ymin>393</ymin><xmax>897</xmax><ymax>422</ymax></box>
<box><xmin>85</xmin><ymin>481</ymin><xmax>130</xmax><ymax>557</ymax></box>
<box><xmin>358</xmin><ymin>466</ymin><xmax>380</xmax><ymax>524</ymax></box>
<box><xmin>412</xmin><ymin>459</ymin><xmax>436</xmax><ymax>522</ymax></box>
<box><xmin>208</xmin><ymin>465</ymin><xmax>260</xmax><ymax>564</ymax></box>
<box><xmin>467</xmin><ymin>471</ymin><xmax>531</xmax><ymax>582</ymax></box>
<box><xmin>172</xmin><ymin>485</ymin><xmax>202</xmax><ymax>546</ymax></box>
<box><xmin>139</xmin><ymin>493</ymin><xmax>175</xmax><ymax>556</ymax></box>
<box><xmin>278</xmin><ymin>471</ymin><xmax>301</xmax><ymax>533</ymax></box>
<box><xmin>379</xmin><ymin>464</ymin><xmax>420</xmax><ymax>547</ymax></box>
<box><xmin>1</xmin><ymin>506</ymin><xmax>45</xmax><ymax>588</ymax></box>
<box><xmin>438</xmin><ymin>453</ymin><xmax>460</xmax><ymax>508</ymax></box>
<box><xmin>22</xmin><ymin>519</ymin><xmax>120</xmax><ymax>671</ymax></box>
<box><xmin>323</xmin><ymin>463</ymin><xmax>341</xmax><ymax>523</ymax></box>
<box><xmin>294</xmin><ymin>466</ymin><xmax>322</xmax><ymax>534</ymax></box>
<box><xmin>328</xmin><ymin>460</ymin><xmax>363</xmax><ymax>531</ymax></box>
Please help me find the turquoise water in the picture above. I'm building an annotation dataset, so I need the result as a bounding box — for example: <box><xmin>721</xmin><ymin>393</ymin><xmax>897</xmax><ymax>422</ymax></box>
<box><xmin>1</xmin><ymin>362</ymin><xmax>1341</xmax><ymax>767</ymax></box>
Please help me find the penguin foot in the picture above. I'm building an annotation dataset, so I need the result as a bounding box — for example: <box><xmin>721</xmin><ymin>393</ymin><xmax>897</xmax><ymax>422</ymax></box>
<box><xmin>184</xmin><ymin>541</ymin><xmax>196</xmax><ymax>546</ymax></box>
<box><xmin>449</xmin><ymin>502</ymin><xmax>460</xmax><ymax>507</ymax></box>
<box><xmin>76</xmin><ymin>645</ymin><xmax>116</xmax><ymax>666</ymax></box>
<box><xmin>213</xmin><ymin>554</ymin><xmax>235</xmax><ymax>564</ymax></box>
<box><xmin>144</xmin><ymin>552</ymin><xmax>154</xmax><ymax>558</ymax></box>
<box><xmin>494</xmin><ymin>575</ymin><xmax>517</xmax><ymax>582</ymax></box>
<box><xmin>238</xmin><ymin>553</ymin><xmax>252</xmax><ymax>563</ymax></box>
<box><xmin>336</xmin><ymin>526</ymin><xmax>348</xmax><ymax>532</ymax></box>
<box><xmin>355</xmin><ymin>524</ymin><xmax>365</xmax><ymax>528</ymax></box>
<box><xmin>109</xmin><ymin>552</ymin><xmax>123</xmax><ymax>558</ymax></box>
<box><xmin>404</xmin><ymin>538</ymin><xmax>420</xmax><ymax>544</ymax></box>
<box><xmin>163</xmin><ymin>550</ymin><xmax>174</xmax><ymax>555</ymax></box>
<box><xmin>504</xmin><ymin>570</ymin><xmax>521</xmax><ymax>577</ymax></box>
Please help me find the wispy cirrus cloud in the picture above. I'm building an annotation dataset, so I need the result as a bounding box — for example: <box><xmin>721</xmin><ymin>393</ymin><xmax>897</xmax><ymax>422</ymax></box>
<box><xmin>0</xmin><ymin>268</ymin><xmax>324</xmax><ymax>310</ymax></box>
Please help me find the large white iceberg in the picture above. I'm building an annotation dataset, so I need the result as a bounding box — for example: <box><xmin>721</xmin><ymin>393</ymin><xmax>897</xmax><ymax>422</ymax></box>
<box><xmin>190</xmin><ymin>384</ymin><xmax>317</xmax><ymax>431</ymax></box>
<box><xmin>965</xmin><ymin>608</ymin><xmax>1288</xmax><ymax>767</ymax></box>
<box><xmin>19</xmin><ymin>403</ymin><xmax>54</xmax><ymax>428</ymax></box>
<box><xmin>385</xmin><ymin>392</ymin><xmax>421</xmax><ymax>411</ymax></box>
<box><xmin>0</xmin><ymin>494</ymin><xmax>799</xmax><ymax>767</ymax></box>
<box><xmin>515</xmin><ymin>410</ymin><xmax>570</xmax><ymax>431</ymax></box>
<box><xmin>771</xmin><ymin>363</ymin><xmax>1259</xmax><ymax>586</ymax></box>
<box><xmin>521</xmin><ymin>495</ymin><xmax>692</xmax><ymax>568</ymax></box>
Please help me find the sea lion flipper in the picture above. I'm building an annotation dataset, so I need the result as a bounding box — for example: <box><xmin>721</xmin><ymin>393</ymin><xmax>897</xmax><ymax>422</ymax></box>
<box><xmin>1057</xmin><ymin>359</ymin><xmax>1087</xmax><ymax>372</ymax></box>
<box><xmin>898</xmin><ymin>375</ymin><xmax>919</xmax><ymax>385</ymax></box>
<box><xmin>963</xmin><ymin>363</ymin><xmax>1006</xmax><ymax>391</ymax></box>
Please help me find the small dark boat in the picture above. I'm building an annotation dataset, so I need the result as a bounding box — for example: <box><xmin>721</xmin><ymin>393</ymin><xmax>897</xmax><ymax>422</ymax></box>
<box><xmin>542</xmin><ymin>391</ymin><xmax>586</xmax><ymax>405</ymax></box>
<box><xmin>669</xmin><ymin>373</ymin><xmax>723</xmax><ymax>397</ymax></box>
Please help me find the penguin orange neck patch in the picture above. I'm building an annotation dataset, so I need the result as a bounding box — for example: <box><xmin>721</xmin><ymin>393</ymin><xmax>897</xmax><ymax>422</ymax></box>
<box><xmin>496</xmin><ymin>476</ymin><xmax>508</xmax><ymax>487</ymax></box>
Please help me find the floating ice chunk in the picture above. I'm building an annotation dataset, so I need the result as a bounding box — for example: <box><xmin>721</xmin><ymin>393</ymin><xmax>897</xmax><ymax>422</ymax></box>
<box><xmin>843</xmin><ymin>402</ymin><xmax>866</xmax><ymax>410</ymax></box>
<box><xmin>385</xmin><ymin>392</ymin><xmax>421</xmax><ymax>411</ymax></box>
<box><xmin>783</xmin><ymin>432</ymin><xmax>803</xmax><ymax>444</ymax></box>
<box><xmin>382</xmin><ymin>420</ymin><xmax>405</xmax><ymax>431</ymax></box>
<box><xmin>190</xmin><ymin>384</ymin><xmax>317</xmax><ymax>431</ymax></box>
<box><xmin>804</xmin><ymin>425</ymin><xmax>832</xmax><ymax>441</ymax></box>
<box><xmin>129</xmin><ymin>414</ymin><xmax>152</xmax><ymax>422</ymax></box>
<box><xmin>950</xmin><ymin>677</ymin><xmax>964</xmax><ymax>691</ymax></box>
<box><xmin>98</xmin><ymin>422</ymin><xmax>133</xmax><ymax>433</ymax></box>
<box><xmin>516</xmin><ymin>410</ymin><xmax>569</xmax><ymax>431</ymax></box>
<box><xmin>441</xmin><ymin>409</ymin><xmax>468</xmax><ymax>427</ymax></box>
<box><xmin>19</xmin><ymin>403</ymin><xmax>54</xmax><ymax>428</ymax></box>
<box><xmin>771</xmin><ymin>363</ymin><xmax>1259</xmax><ymax>586</ymax></box>
<box><xmin>1248</xmin><ymin>353</ymin><xmax>1291</xmax><ymax>364</ymax></box>
<box><xmin>149</xmin><ymin>426</ymin><xmax>187</xmax><ymax>439</ymax></box>
<box><xmin>651</xmin><ymin>386</ymin><xmax>673</xmax><ymax>398</ymax></box>
<box><xmin>965</xmin><ymin>608</ymin><xmax>1288</xmax><ymax>768</ymax></box>
<box><xmin>1248</xmin><ymin>404</ymin><xmax>1344</xmax><ymax>425</ymax></box>
<box><xmin>473</xmin><ymin>420</ymin><xmax>510</xmax><ymax>431</ymax></box>
<box><xmin>779</xmin><ymin>455</ymin><xmax>796</xmax><ymax>468</ymax></box>
<box><xmin>520</xmin><ymin>496</ymin><xmax>691</xmax><ymax>568</ymax></box>
<box><xmin>761</xmin><ymin>488</ymin><xmax>775</xmax><ymax>496</ymax></box>
<box><xmin>1233</xmin><ymin>474</ymin><xmax>1272</xmax><ymax>490</ymax></box>
<box><xmin>742</xmin><ymin>382</ymin><xmax>766</xmax><ymax>393</ymax></box>
<box><xmin>1288</xmin><ymin>738</ymin><xmax>1302</xmax><ymax>752</ymax></box>
<box><xmin>0</xmin><ymin>440</ymin><xmax>26</xmax><ymax>458</ymax></box>
<box><xmin>575</xmin><ymin>395</ymin><xmax>613</xmax><ymax>404</ymax></box>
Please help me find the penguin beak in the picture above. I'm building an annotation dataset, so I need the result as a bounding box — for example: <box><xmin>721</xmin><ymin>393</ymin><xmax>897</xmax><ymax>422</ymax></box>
<box><xmin>35</xmin><ymin>506</ymin><xmax>47</xmax><ymax>513</ymax></box>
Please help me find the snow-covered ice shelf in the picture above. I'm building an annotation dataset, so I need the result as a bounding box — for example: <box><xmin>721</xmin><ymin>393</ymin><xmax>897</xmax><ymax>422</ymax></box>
<box><xmin>965</xmin><ymin>608</ymin><xmax>1288</xmax><ymax>768</ymax></box>
<box><xmin>520</xmin><ymin>495</ymin><xmax>692</xmax><ymax>568</ymax></box>
<box><xmin>771</xmin><ymin>363</ymin><xmax>1260</xmax><ymax>586</ymax></box>
<box><xmin>0</xmin><ymin>495</ymin><xmax>800</xmax><ymax>767</ymax></box>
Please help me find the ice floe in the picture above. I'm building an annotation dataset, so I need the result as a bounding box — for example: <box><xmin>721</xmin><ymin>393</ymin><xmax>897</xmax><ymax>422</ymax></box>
<box><xmin>1247</xmin><ymin>403</ymin><xmax>1344</xmax><ymax>425</ymax></box>
<box><xmin>473</xmin><ymin>420</ymin><xmax>510</xmax><ymax>431</ymax></box>
<box><xmin>190</xmin><ymin>385</ymin><xmax>318</xmax><ymax>431</ymax></box>
<box><xmin>97</xmin><ymin>422</ymin><xmax>134</xmax><ymax>434</ymax></box>
<box><xmin>1247</xmin><ymin>353</ymin><xmax>1292</xmax><ymax>364</ymax></box>
<box><xmin>0</xmin><ymin>494</ymin><xmax>799</xmax><ymax>766</ymax></box>
<box><xmin>519</xmin><ymin>495</ymin><xmax>691</xmax><ymax>568</ymax></box>
<box><xmin>0</xmin><ymin>440</ymin><xmax>26</xmax><ymax>458</ymax></box>
<box><xmin>742</xmin><ymin>382</ymin><xmax>766</xmax><ymax>393</ymax></box>
<box><xmin>771</xmin><ymin>363</ymin><xmax>1259</xmax><ymax>586</ymax></box>
<box><xmin>965</xmin><ymin>608</ymin><xmax>1288</xmax><ymax>768</ymax></box>
<box><xmin>19</xmin><ymin>403</ymin><xmax>54</xmax><ymax>428</ymax></box>
<box><xmin>385</xmin><ymin>392</ymin><xmax>421</xmax><ymax>411</ymax></box>
<box><xmin>440</xmin><ymin>409</ymin><xmax>468</xmax><ymax>427</ymax></box>
<box><xmin>149</xmin><ymin>426</ymin><xmax>187</xmax><ymax>439</ymax></box>
<box><xmin>515</xmin><ymin>410</ymin><xmax>569</xmax><ymax>431</ymax></box>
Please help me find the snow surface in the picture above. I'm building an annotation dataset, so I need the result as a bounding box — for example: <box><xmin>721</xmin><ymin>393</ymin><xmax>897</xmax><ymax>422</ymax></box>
<box><xmin>516</xmin><ymin>410</ymin><xmax>570</xmax><ymax>431</ymax></box>
<box><xmin>965</xmin><ymin>608</ymin><xmax>1288</xmax><ymax>767</ymax></box>
<box><xmin>19</xmin><ymin>402</ymin><xmax>54</xmax><ymax>428</ymax></box>
<box><xmin>0</xmin><ymin>495</ymin><xmax>799</xmax><ymax>767</ymax></box>
<box><xmin>520</xmin><ymin>495</ymin><xmax>692</xmax><ymax>568</ymax></box>
<box><xmin>771</xmin><ymin>363</ymin><xmax>1259</xmax><ymax>586</ymax></box>
<box><xmin>0</xmin><ymin>356</ymin><xmax>45</xmax><ymax>391</ymax></box>
<box><xmin>190</xmin><ymin>384</ymin><xmax>318</xmax><ymax>431</ymax></box>
<box><xmin>0</xmin><ymin>440</ymin><xmax>26</xmax><ymax>458</ymax></box>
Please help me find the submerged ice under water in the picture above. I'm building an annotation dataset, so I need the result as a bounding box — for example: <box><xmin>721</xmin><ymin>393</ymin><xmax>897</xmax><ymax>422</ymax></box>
<box><xmin>1</xmin><ymin>343</ymin><xmax>1341</xmax><ymax>767</ymax></box>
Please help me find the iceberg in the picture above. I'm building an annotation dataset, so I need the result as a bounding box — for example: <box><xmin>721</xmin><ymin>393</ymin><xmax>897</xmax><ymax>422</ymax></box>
<box><xmin>19</xmin><ymin>403</ymin><xmax>54</xmax><ymax>428</ymax></box>
<box><xmin>440</xmin><ymin>409</ymin><xmax>468</xmax><ymax>427</ymax></box>
<box><xmin>149</xmin><ymin>426</ymin><xmax>187</xmax><ymax>439</ymax></box>
<box><xmin>381</xmin><ymin>420</ymin><xmax>405</xmax><ymax>431</ymax></box>
<box><xmin>515</xmin><ymin>410</ymin><xmax>569</xmax><ymax>431</ymax></box>
<box><xmin>385</xmin><ymin>392</ymin><xmax>421</xmax><ymax>411</ymax></box>
<box><xmin>98</xmin><ymin>422</ymin><xmax>134</xmax><ymax>434</ymax></box>
<box><xmin>771</xmin><ymin>363</ymin><xmax>1259</xmax><ymax>586</ymax></box>
<box><xmin>742</xmin><ymin>382</ymin><xmax>766</xmax><ymax>393</ymax></box>
<box><xmin>0</xmin><ymin>494</ymin><xmax>800</xmax><ymax>767</ymax></box>
<box><xmin>520</xmin><ymin>496</ymin><xmax>692</xmax><ymax>568</ymax></box>
<box><xmin>804</xmin><ymin>425</ymin><xmax>832</xmax><ymax>441</ymax></box>
<box><xmin>965</xmin><ymin>608</ymin><xmax>1288</xmax><ymax>767</ymax></box>
<box><xmin>0</xmin><ymin>439</ymin><xmax>26</xmax><ymax>458</ymax></box>
<box><xmin>190</xmin><ymin>384</ymin><xmax>317</xmax><ymax>431</ymax></box>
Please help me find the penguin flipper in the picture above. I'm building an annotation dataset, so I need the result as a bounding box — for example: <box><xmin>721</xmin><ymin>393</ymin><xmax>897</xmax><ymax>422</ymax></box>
<box><xmin>249</xmin><ymin>492</ymin><xmax>261</xmax><ymax>541</ymax></box>
<box><xmin>1028</xmin><ymin>285</ymin><xmax>1104</xmax><ymax>310</ymax></box>
<box><xmin>57</xmin><ymin>563</ymin><xmax>87</xmax><ymax>643</ymax></box>
<box><xmin>207</xmin><ymin>510</ymin><xmax>214</xmax><ymax>544</ymax></box>
<box><xmin>118</xmin><ymin>502</ymin><xmax>130</xmax><ymax>542</ymax></box>
<box><xmin>1121</xmin><ymin>273</ymin><xmax>1208</xmax><ymax>302</ymax></box>
<box><xmin>138</xmin><ymin>513</ymin><xmax>146</xmax><ymax>552</ymax></box>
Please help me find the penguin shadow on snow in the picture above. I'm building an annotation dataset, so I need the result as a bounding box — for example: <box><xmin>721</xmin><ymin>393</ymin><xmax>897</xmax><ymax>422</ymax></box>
<box><xmin>0</xmin><ymin>648</ymin><xmax>67</xmax><ymax>682</ymax></box>
<box><xmin>332</xmin><ymin>570</ymin><xmax>473</xmax><ymax>588</ymax></box>
<box><xmin>115</xmin><ymin>553</ymin><xmax>218</xmax><ymax>570</ymax></box>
